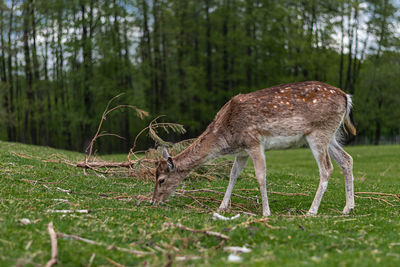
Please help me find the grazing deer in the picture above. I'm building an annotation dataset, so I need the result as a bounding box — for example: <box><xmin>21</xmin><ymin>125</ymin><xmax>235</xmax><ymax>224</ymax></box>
<box><xmin>151</xmin><ymin>81</ymin><xmax>356</xmax><ymax>216</ymax></box>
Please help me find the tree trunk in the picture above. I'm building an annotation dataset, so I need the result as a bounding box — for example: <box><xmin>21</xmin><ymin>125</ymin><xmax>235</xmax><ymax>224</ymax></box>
<box><xmin>23</xmin><ymin>1</ymin><xmax>37</xmax><ymax>144</ymax></box>
<box><xmin>152</xmin><ymin>0</ymin><xmax>161</xmax><ymax>113</ymax></box>
<box><xmin>339</xmin><ymin>2</ymin><xmax>344</xmax><ymax>89</ymax></box>
<box><xmin>141</xmin><ymin>0</ymin><xmax>154</xmax><ymax>113</ymax></box>
<box><xmin>204</xmin><ymin>0</ymin><xmax>212</xmax><ymax>93</ymax></box>
<box><xmin>80</xmin><ymin>0</ymin><xmax>95</xmax><ymax>150</ymax></box>
<box><xmin>345</xmin><ymin>4</ymin><xmax>353</xmax><ymax>93</ymax></box>
<box><xmin>222</xmin><ymin>0</ymin><xmax>229</xmax><ymax>91</ymax></box>
<box><xmin>177</xmin><ymin>1</ymin><xmax>187</xmax><ymax>113</ymax></box>
<box><xmin>6</xmin><ymin>0</ymin><xmax>16</xmax><ymax>141</ymax></box>
<box><xmin>245</xmin><ymin>0</ymin><xmax>252</xmax><ymax>89</ymax></box>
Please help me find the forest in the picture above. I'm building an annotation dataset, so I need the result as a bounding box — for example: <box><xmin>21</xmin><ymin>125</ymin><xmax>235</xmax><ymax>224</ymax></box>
<box><xmin>0</xmin><ymin>0</ymin><xmax>399</xmax><ymax>153</ymax></box>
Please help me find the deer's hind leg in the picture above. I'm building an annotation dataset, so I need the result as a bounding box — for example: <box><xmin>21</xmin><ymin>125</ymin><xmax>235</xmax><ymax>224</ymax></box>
<box><xmin>306</xmin><ymin>133</ymin><xmax>334</xmax><ymax>216</ymax></box>
<box><xmin>329</xmin><ymin>138</ymin><xmax>355</xmax><ymax>214</ymax></box>
<box><xmin>218</xmin><ymin>155</ymin><xmax>249</xmax><ymax>212</ymax></box>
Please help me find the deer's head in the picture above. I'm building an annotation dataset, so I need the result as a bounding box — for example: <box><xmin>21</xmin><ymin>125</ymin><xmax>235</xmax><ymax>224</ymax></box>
<box><xmin>151</xmin><ymin>147</ymin><xmax>183</xmax><ymax>205</ymax></box>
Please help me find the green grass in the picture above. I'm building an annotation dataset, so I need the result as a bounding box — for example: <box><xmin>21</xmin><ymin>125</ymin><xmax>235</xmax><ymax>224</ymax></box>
<box><xmin>0</xmin><ymin>140</ymin><xmax>399</xmax><ymax>266</ymax></box>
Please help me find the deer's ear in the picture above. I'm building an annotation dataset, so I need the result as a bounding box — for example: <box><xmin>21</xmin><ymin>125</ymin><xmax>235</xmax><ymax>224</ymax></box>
<box><xmin>167</xmin><ymin>157</ymin><xmax>175</xmax><ymax>171</ymax></box>
<box><xmin>162</xmin><ymin>146</ymin><xmax>170</xmax><ymax>159</ymax></box>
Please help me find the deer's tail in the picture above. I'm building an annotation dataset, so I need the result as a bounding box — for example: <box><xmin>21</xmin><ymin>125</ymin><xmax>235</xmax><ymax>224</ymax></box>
<box><xmin>344</xmin><ymin>94</ymin><xmax>356</xmax><ymax>136</ymax></box>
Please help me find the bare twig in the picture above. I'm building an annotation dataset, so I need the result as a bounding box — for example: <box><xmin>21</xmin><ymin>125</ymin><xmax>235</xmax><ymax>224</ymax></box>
<box><xmin>355</xmin><ymin>191</ymin><xmax>400</xmax><ymax>200</ymax></box>
<box><xmin>46</xmin><ymin>209</ymin><xmax>90</xmax><ymax>214</ymax></box>
<box><xmin>128</xmin><ymin>116</ymin><xmax>186</xmax><ymax>158</ymax></box>
<box><xmin>85</xmin><ymin>93</ymin><xmax>148</xmax><ymax>161</ymax></box>
<box><xmin>270</xmin><ymin>191</ymin><xmax>309</xmax><ymax>196</ymax></box>
<box><xmin>76</xmin><ymin>160</ymin><xmax>137</xmax><ymax>169</ymax></box>
<box><xmin>57</xmin><ymin>232</ymin><xmax>151</xmax><ymax>256</ymax></box>
<box><xmin>177</xmin><ymin>189</ymin><xmax>258</xmax><ymax>201</ymax></box>
<box><xmin>232</xmin><ymin>217</ymin><xmax>279</xmax><ymax>231</ymax></box>
<box><xmin>45</xmin><ymin>222</ymin><xmax>58</xmax><ymax>267</ymax></box>
<box><xmin>163</xmin><ymin>222</ymin><xmax>230</xmax><ymax>240</ymax></box>
<box><xmin>355</xmin><ymin>195</ymin><xmax>396</xmax><ymax>206</ymax></box>
<box><xmin>112</xmin><ymin>195</ymin><xmax>151</xmax><ymax>201</ymax></box>
<box><xmin>87</xmin><ymin>253</ymin><xmax>95</xmax><ymax>267</ymax></box>
<box><xmin>106</xmin><ymin>257</ymin><xmax>126</xmax><ymax>267</ymax></box>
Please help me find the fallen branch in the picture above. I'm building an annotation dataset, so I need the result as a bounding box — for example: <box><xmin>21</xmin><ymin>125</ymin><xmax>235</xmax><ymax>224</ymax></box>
<box><xmin>45</xmin><ymin>222</ymin><xmax>58</xmax><ymax>267</ymax></box>
<box><xmin>355</xmin><ymin>191</ymin><xmax>400</xmax><ymax>200</ymax></box>
<box><xmin>57</xmin><ymin>232</ymin><xmax>151</xmax><ymax>256</ymax></box>
<box><xmin>355</xmin><ymin>195</ymin><xmax>396</xmax><ymax>206</ymax></box>
<box><xmin>212</xmin><ymin>212</ymin><xmax>241</xmax><ymax>221</ymax></box>
<box><xmin>76</xmin><ymin>159</ymin><xmax>157</xmax><ymax>170</ymax></box>
<box><xmin>177</xmin><ymin>189</ymin><xmax>258</xmax><ymax>201</ymax></box>
<box><xmin>106</xmin><ymin>257</ymin><xmax>126</xmax><ymax>267</ymax></box>
<box><xmin>163</xmin><ymin>222</ymin><xmax>230</xmax><ymax>240</ymax></box>
<box><xmin>232</xmin><ymin>217</ymin><xmax>279</xmax><ymax>230</ymax></box>
<box><xmin>271</xmin><ymin>191</ymin><xmax>309</xmax><ymax>196</ymax></box>
<box><xmin>177</xmin><ymin>193</ymin><xmax>213</xmax><ymax>211</ymax></box>
<box><xmin>76</xmin><ymin>160</ymin><xmax>137</xmax><ymax>169</ymax></box>
<box><xmin>112</xmin><ymin>195</ymin><xmax>151</xmax><ymax>201</ymax></box>
<box><xmin>46</xmin><ymin>209</ymin><xmax>90</xmax><ymax>214</ymax></box>
<box><xmin>234</xmin><ymin>188</ymin><xmax>309</xmax><ymax>196</ymax></box>
<box><xmin>87</xmin><ymin>253</ymin><xmax>96</xmax><ymax>267</ymax></box>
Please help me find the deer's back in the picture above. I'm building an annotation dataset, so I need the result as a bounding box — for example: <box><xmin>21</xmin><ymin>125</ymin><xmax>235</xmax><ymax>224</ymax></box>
<box><xmin>211</xmin><ymin>81</ymin><xmax>347</xmax><ymax>150</ymax></box>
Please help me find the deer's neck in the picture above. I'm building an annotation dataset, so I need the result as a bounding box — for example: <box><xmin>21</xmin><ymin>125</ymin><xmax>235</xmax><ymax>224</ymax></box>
<box><xmin>173</xmin><ymin>129</ymin><xmax>224</xmax><ymax>172</ymax></box>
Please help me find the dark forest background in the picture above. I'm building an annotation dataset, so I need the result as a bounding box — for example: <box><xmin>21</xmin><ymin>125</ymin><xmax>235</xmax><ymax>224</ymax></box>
<box><xmin>1</xmin><ymin>0</ymin><xmax>400</xmax><ymax>153</ymax></box>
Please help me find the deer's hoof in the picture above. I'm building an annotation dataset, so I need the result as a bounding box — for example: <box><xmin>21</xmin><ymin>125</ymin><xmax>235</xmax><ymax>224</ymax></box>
<box><xmin>217</xmin><ymin>207</ymin><xmax>228</xmax><ymax>213</ymax></box>
<box><xmin>342</xmin><ymin>205</ymin><xmax>354</xmax><ymax>215</ymax></box>
<box><xmin>306</xmin><ymin>211</ymin><xmax>317</xmax><ymax>217</ymax></box>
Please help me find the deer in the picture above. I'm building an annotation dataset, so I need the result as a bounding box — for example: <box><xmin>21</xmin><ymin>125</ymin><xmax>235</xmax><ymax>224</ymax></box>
<box><xmin>151</xmin><ymin>81</ymin><xmax>356</xmax><ymax>216</ymax></box>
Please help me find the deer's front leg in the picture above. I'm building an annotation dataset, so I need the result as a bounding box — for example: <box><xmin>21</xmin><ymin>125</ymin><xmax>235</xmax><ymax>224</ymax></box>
<box><xmin>247</xmin><ymin>146</ymin><xmax>271</xmax><ymax>217</ymax></box>
<box><xmin>218</xmin><ymin>155</ymin><xmax>249</xmax><ymax>212</ymax></box>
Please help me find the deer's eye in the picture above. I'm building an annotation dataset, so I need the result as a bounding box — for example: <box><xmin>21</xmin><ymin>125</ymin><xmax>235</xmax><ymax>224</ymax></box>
<box><xmin>158</xmin><ymin>178</ymin><xmax>165</xmax><ymax>186</ymax></box>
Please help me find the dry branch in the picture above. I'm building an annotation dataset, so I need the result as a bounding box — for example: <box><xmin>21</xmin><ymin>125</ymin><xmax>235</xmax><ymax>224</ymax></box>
<box><xmin>57</xmin><ymin>232</ymin><xmax>151</xmax><ymax>256</ymax></box>
<box><xmin>270</xmin><ymin>191</ymin><xmax>309</xmax><ymax>196</ymax></box>
<box><xmin>45</xmin><ymin>222</ymin><xmax>58</xmax><ymax>267</ymax></box>
<box><xmin>232</xmin><ymin>217</ymin><xmax>279</xmax><ymax>230</ymax></box>
<box><xmin>355</xmin><ymin>191</ymin><xmax>400</xmax><ymax>199</ymax></box>
<box><xmin>177</xmin><ymin>189</ymin><xmax>257</xmax><ymax>201</ymax></box>
<box><xmin>87</xmin><ymin>253</ymin><xmax>96</xmax><ymax>267</ymax></box>
<box><xmin>106</xmin><ymin>257</ymin><xmax>126</xmax><ymax>267</ymax></box>
<box><xmin>85</xmin><ymin>93</ymin><xmax>148</xmax><ymax>161</ymax></box>
<box><xmin>163</xmin><ymin>222</ymin><xmax>230</xmax><ymax>240</ymax></box>
<box><xmin>76</xmin><ymin>160</ymin><xmax>137</xmax><ymax>169</ymax></box>
<box><xmin>112</xmin><ymin>195</ymin><xmax>151</xmax><ymax>201</ymax></box>
<box><xmin>355</xmin><ymin>195</ymin><xmax>396</xmax><ymax>206</ymax></box>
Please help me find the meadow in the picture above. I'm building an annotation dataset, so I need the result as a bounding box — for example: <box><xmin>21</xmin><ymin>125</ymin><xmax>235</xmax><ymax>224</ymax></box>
<box><xmin>0</xmin><ymin>141</ymin><xmax>399</xmax><ymax>266</ymax></box>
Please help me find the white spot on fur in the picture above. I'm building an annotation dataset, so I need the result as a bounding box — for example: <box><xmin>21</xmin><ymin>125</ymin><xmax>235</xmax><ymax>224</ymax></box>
<box><xmin>313</xmin><ymin>99</ymin><xmax>318</xmax><ymax>103</ymax></box>
<box><xmin>330</xmin><ymin>90</ymin><xmax>335</xmax><ymax>93</ymax></box>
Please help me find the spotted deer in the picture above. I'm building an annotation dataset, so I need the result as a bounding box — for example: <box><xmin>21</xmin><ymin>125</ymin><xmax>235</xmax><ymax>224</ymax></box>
<box><xmin>151</xmin><ymin>81</ymin><xmax>356</xmax><ymax>216</ymax></box>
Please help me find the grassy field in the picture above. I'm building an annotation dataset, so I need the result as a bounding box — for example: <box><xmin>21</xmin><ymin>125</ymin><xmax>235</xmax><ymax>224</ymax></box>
<box><xmin>0</xmin><ymin>141</ymin><xmax>399</xmax><ymax>266</ymax></box>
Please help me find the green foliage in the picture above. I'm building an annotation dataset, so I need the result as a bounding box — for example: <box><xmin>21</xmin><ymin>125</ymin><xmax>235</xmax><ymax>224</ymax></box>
<box><xmin>0</xmin><ymin>141</ymin><xmax>399</xmax><ymax>265</ymax></box>
<box><xmin>355</xmin><ymin>52</ymin><xmax>400</xmax><ymax>143</ymax></box>
<box><xmin>0</xmin><ymin>0</ymin><xmax>399</xmax><ymax>152</ymax></box>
